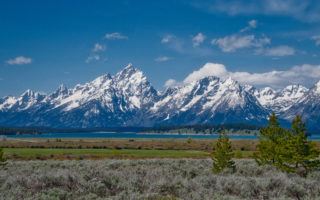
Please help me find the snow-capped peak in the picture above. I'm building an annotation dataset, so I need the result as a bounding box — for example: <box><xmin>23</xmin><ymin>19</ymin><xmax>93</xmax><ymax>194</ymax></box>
<box><xmin>113</xmin><ymin>64</ymin><xmax>158</xmax><ymax>110</ymax></box>
<box><xmin>20</xmin><ymin>89</ymin><xmax>46</xmax><ymax>101</ymax></box>
<box><xmin>91</xmin><ymin>73</ymin><xmax>112</xmax><ymax>86</ymax></box>
<box><xmin>313</xmin><ymin>80</ymin><xmax>320</xmax><ymax>94</ymax></box>
<box><xmin>21</xmin><ymin>89</ymin><xmax>36</xmax><ymax>97</ymax></box>
<box><xmin>0</xmin><ymin>96</ymin><xmax>18</xmax><ymax>111</ymax></box>
<box><xmin>253</xmin><ymin>84</ymin><xmax>308</xmax><ymax>114</ymax></box>
<box><xmin>260</xmin><ymin>87</ymin><xmax>276</xmax><ymax>96</ymax></box>
<box><xmin>113</xmin><ymin>64</ymin><xmax>148</xmax><ymax>89</ymax></box>
<box><xmin>49</xmin><ymin>84</ymin><xmax>70</xmax><ymax>100</ymax></box>
<box><xmin>116</xmin><ymin>63</ymin><xmax>139</xmax><ymax>77</ymax></box>
<box><xmin>0</xmin><ymin>63</ymin><xmax>318</xmax><ymax>131</ymax></box>
<box><xmin>223</xmin><ymin>76</ymin><xmax>236</xmax><ymax>85</ymax></box>
<box><xmin>243</xmin><ymin>84</ymin><xmax>255</xmax><ymax>93</ymax></box>
<box><xmin>57</xmin><ymin>84</ymin><xmax>67</xmax><ymax>91</ymax></box>
<box><xmin>125</xmin><ymin>63</ymin><xmax>133</xmax><ymax>69</ymax></box>
<box><xmin>281</xmin><ymin>84</ymin><xmax>308</xmax><ymax>99</ymax></box>
<box><xmin>13</xmin><ymin>89</ymin><xmax>47</xmax><ymax>110</ymax></box>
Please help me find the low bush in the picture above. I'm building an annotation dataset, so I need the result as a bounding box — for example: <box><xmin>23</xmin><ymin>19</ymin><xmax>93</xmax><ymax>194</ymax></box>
<box><xmin>0</xmin><ymin>159</ymin><xmax>319</xmax><ymax>199</ymax></box>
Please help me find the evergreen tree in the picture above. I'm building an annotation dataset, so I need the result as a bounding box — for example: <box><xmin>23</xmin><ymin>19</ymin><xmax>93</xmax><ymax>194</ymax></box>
<box><xmin>291</xmin><ymin>115</ymin><xmax>306</xmax><ymax>135</ymax></box>
<box><xmin>286</xmin><ymin>116</ymin><xmax>320</xmax><ymax>176</ymax></box>
<box><xmin>254</xmin><ymin>113</ymin><xmax>289</xmax><ymax>166</ymax></box>
<box><xmin>212</xmin><ymin>132</ymin><xmax>235</xmax><ymax>173</ymax></box>
<box><xmin>255</xmin><ymin>114</ymin><xmax>320</xmax><ymax>176</ymax></box>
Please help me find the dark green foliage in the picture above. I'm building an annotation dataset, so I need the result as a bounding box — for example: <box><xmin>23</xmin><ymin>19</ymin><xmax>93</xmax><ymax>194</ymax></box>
<box><xmin>291</xmin><ymin>115</ymin><xmax>306</xmax><ymax>135</ymax></box>
<box><xmin>255</xmin><ymin>114</ymin><xmax>320</xmax><ymax>176</ymax></box>
<box><xmin>284</xmin><ymin>115</ymin><xmax>320</xmax><ymax>176</ymax></box>
<box><xmin>144</xmin><ymin>124</ymin><xmax>261</xmax><ymax>134</ymax></box>
<box><xmin>254</xmin><ymin>113</ymin><xmax>289</xmax><ymax>166</ymax></box>
<box><xmin>212</xmin><ymin>133</ymin><xmax>235</xmax><ymax>173</ymax></box>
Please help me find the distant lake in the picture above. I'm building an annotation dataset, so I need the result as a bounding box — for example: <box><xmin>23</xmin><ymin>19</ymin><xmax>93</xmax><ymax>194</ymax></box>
<box><xmin>1</xmin><ymin>132</ymin><xmax>320</xmax><ymax>140</ymax></box>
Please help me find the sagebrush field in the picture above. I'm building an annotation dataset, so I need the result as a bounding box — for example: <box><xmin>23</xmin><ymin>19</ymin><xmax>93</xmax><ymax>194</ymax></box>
<box><xmin>1</xmin><ymin>159</ymin><xmax>320</xmax><ymax>200</ymax></box>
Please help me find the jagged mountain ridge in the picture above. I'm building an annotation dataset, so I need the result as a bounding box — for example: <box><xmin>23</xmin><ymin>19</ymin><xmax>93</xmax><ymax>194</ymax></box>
<box><xmin>246</xmin><ymin>85</ymin><xmax>309</xmax><ymax>114</ymax></box>
<box><xmin>149</xmin><ymin>76</ymin><xmax>268</xmax><ymax>125</ymax></box>
<box><xmin>0</xmin><ymin>64</ymin><xmax>159</xmax><ymax>128</ymax></box>
<box><xmin>0</xmin><ymin>63</ymin><xmax>319</xmax><ymax>131</ymax></box>
<box><xmin>282</xmin><ymin>81</ymin><xmax>320</xmax><ymax>131</ymax></box>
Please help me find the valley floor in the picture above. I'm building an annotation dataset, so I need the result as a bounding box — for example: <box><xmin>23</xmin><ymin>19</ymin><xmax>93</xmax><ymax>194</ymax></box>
<box><xmin>1</xmin><ymin>139</ymin><xmax>320</xmax><ymax>199</ymax></box>
<box><xmin>0</xmin><ymin>138</ymin><xmax>261</xmax><ymax>160</ymax></box>
<box><xmin>1</xmin><ymin>159</ymin><xmax>320</xmax><ymax>200</ymax></box>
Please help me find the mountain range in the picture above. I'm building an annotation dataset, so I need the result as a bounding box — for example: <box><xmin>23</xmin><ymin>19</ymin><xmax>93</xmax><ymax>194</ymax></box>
<box><xmin>1</xmin><ymin>63</ymin><xmax>319</xmax><ymax>132</ymax></box>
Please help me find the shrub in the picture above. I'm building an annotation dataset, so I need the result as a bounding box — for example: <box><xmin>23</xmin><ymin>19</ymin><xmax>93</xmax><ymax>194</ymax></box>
<box><xmin>0</xmin><ymin>148</ymin><xmax>6</xmax><ymax>165</ymax></box>
<box><xmin>1</xmin><ymin>159</ymin><xmax>320</xmax><ymax>199</ymax></box>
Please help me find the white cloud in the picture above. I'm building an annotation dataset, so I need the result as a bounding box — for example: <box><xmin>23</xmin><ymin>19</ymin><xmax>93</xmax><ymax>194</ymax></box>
<box><xmin>164</xmin><ymin>79</ymin><xmax>179</xmax><ymax>88</ymax></box>
<box><xmin>161</xmin><ymin>34</ymin><xmax>184</xmax><ymax>52</ymax></box>
<box><xmin>248</xmin><ymin>19</ymin><xmax>258</xmax><ymax>28</ymax></box>
<box><xmin>240</xmin><ymin>19</ymin><xmax>258</xmax><ymax>32</ymax></box>
<box><xmin>161</xmin><ymin>34</ymin><xmax>212</xmax><ymax>56</ymax></box>
<box><xmin>199</xmin><ymin>0</ymin><xmax>320</xmax><ymax>22</ymax></box>
<box><xmin>6</xmin><ymin>56</ymin><xmax>32</xmax><ymax>65</ymax></box>
<box><xmin>155</xmin><ymin>56</ymin><xmax>172</xmax><ymax>62</ymax></box>
<box><xmin>183</xmin><ymin>62</ymin><xmax>320</xmax><ymax>88</ymax></box>
<box><xmin>161</xmin><ymin>35</ymin><xmax>175</xmax><ymax>44</ymax></box>
<box><xmin>256</xmin><ymin>45</ymin><xmax>295</xmax><ymax>57</ymax></box>
<box><xmin>85</xmin><ymin>55</ymin><xmax>100</xmax><ymax>63</ymax></box>
<box><xmin>312</xmin><ymin>35</ymin><xmax>320</xmax><ymax>46</ymax></box>
<box><xmin>105</xmin><ymin>32</ymin><xmax>128</xmax><ymax>40</ymax></box>
<box><xmin>212</xmin><ymin>34</ymin><xmax>270</xmax><ymax>52</ymax></box>
<box><xmin>184</xmin><ymin>63</ymin><xmax>227</xmax><ymax>83</ymax></box>
<box><xmin>92</xmin><ymin>43</ymin><xmax>106</xmax><ymax>52</ymax></box>
<box><xmin>86</xmin><ymin>43</ymin><xmax>106</xmax><ymax>63</ymax></box>
<box><xmin>192</xmin><ymin>33</ymin><xmax>206</xmax><ymax>47</ymax></box>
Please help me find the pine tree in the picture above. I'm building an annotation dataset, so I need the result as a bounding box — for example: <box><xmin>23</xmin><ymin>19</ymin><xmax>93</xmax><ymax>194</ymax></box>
<box><xmin>255</xmin><ymin>114</ymin><xmax>320</xmax><ymax>176</ymax></box>
<box><xmin>286</xmin><ymin>116</ymin><xmax>320</xmax><ymax>176</ymax></box>
<box><xmin>212</xmin><ymin>132</ymin><xmax>235</xmax><ymax>174</ymax></box>
<box><xmin>254</xmin><ymin>113</ymin><xmax>289</xmax><ymax>166</ymax></box>
<box><xmin>291</xmin><ymin>115</ymin><xmax>306</xmax><ymax>135</ymax></box>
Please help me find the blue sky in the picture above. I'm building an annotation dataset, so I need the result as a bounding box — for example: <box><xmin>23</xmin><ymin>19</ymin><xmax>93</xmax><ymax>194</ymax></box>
<box><xmin>1</xmin><ymin>0</ymin><xmax>320</xmax><ymax>96</ymax></box>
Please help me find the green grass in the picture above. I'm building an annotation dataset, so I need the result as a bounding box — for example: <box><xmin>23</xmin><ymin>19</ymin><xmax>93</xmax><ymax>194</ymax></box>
<box><xmin>3</xmin><ymin>148</ymin><xmax>256</xmax><ymax>160</ymax></box>
<box><xmin>233</xmin><ymin>150</ymin><xmax>255</xmax><ymax>158</ymax></box>
<box><xmin>3</xmin><ymin>148</ymin><xmax>211</xmax><ymax>159</ymax></box>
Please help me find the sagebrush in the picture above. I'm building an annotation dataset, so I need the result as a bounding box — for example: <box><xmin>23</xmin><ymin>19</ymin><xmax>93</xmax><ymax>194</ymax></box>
<box><xmin>1</xmin><ymin>159</ymin><xmax>320</xmax><ymax>199</ymax></box>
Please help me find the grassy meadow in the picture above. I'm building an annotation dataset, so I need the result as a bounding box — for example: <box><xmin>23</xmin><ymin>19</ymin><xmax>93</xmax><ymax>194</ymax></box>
<box><xmin>0</xmin><ymin>138</ymin><xmax>261</xmax><ymax>160</ymax></box>
<box><xmin>3</xmin><ymin>148</ymin><xmax>211</xmax><ymax>160</ymax></box>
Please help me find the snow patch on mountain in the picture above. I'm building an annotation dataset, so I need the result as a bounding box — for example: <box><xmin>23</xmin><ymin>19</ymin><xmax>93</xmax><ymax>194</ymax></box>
<box><xmin>0</xmin><ymin>63</ymin><xmax>318</xmax><ymax>130</ymax></box>
<box><xmin>247</xmin><ymin>85</ymin><xmax>308</xmax><ymax>114</ymax></box>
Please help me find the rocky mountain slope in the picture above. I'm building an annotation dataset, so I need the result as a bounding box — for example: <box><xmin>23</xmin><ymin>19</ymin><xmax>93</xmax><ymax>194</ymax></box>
<box><xmin>0</xmin><ymin>64</ymin><xmax>319</xmax><ymax>131</ymax></box>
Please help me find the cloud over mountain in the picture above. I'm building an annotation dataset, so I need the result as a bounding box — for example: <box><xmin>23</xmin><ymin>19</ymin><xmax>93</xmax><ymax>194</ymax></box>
<box><xmin>182</xmin><ymin>63</ymin><xmax>320</xmax><ymax>88</ymax></box>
